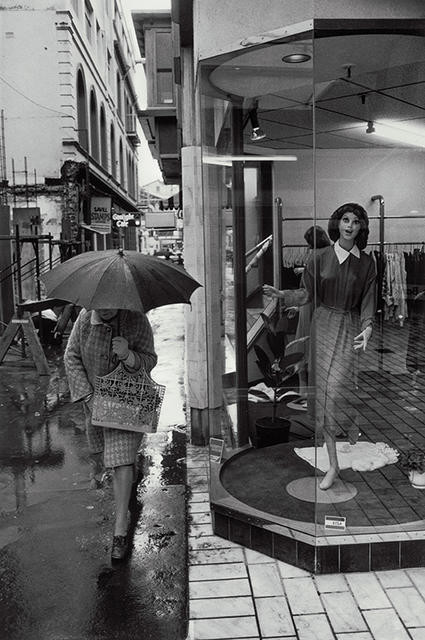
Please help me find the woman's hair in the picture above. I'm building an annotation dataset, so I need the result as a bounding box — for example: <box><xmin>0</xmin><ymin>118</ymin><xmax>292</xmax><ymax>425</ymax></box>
<box><xmin>328</xmin><ymin>202</ymin><xmax>370</xmax><ymax>250</ymax></box>
<box><xmin>304</xmin><ymin>225</ymin><xmax>331</xmax><ymax>249</ymax></box>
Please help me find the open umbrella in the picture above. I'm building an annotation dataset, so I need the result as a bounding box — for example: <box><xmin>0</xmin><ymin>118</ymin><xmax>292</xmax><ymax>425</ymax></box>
<box><xmin>41</xmin><ymin>248</ymin><xmax>201</xmax><ymax>313</ymax></box>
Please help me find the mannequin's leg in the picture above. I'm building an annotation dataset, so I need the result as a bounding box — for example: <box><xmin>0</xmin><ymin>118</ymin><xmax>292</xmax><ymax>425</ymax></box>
<box><xmin>319</xmin><ymin>432</ymin><xmax>340</xmax><ymax>490</ymax></box>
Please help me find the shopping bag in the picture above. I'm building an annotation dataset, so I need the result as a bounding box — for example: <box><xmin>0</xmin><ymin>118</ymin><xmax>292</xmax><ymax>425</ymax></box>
<box><xmin>91</xmin><ymin>363</ymin><xmax>166</xmax><ymax>433</ymax></box>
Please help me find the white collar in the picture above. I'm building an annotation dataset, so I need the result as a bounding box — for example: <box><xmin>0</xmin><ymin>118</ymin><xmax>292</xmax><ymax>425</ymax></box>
<box><xmin>334</xmin><ymin>239</ymin><xmax>360</xmax><ymax>264</ymax></box>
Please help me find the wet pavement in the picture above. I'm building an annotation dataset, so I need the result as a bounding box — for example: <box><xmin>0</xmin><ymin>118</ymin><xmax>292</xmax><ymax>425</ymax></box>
<box><xmin>0</xmin><ymin>305</ymin><xmax>188</xmax><ymax>640</ymax></box>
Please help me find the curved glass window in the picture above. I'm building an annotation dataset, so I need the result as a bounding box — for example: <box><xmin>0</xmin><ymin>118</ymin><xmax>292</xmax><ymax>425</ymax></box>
<box><xmin>201</xmin><ymin>19</ymin><xmax>425</xmax><ymax>572</ymax></box>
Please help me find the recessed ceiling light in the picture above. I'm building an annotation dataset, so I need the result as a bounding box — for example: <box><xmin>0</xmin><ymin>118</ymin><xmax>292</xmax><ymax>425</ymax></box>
<box><xmin>282</xmin><ymin>53</ymin><xmax>311</xmax><ymax>64</ymax></box>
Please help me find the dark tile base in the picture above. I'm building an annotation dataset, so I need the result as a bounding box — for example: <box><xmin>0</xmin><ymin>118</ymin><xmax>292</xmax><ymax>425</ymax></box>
<box><xmin>211</xmin><ymin>506</ymin><xmax>425</xmax><ymax>574</ymax></box>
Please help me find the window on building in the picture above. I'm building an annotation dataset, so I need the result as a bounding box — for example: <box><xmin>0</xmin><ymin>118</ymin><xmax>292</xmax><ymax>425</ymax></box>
<box><xmin>84</xmin><ymin>0</ymin><xmax>93</xmax><ymax>43</ymax></box>
<box><xmin>89</xmin><ymin>89</ymin><xmax>99</xmax><ymax>161</ymax></box>
<box><xmin>76</xmin><ymin>69</ymin><xmax>88</xmax><ymax>150</ymax></box>
<box><xmin>110</xmin><ymin>124</ymin><xmax>116</xmax><ymax>178</ymax></box>
<box><xmin>119</xmin><ymin>139</ymin><xmax>125</xmax><ymax>187</ymax></box>
<box><xmin>100</xmin><ymin>105</ymin><xmax>107</xmax><ymax>168</ymax></box>
<box><xmin>155</xmin><ymin>31</ymin><xmax>173</xmax><ymax>104</ymax></box>
<box><xmin>107</xmin><ymin>49</ymin><xmax>112</xmax><ymax>86</ymax></box>
<box><xmin>116</xmin><ymin>72</ymin><xmax>122</xmax><ymax>120</ymax></box>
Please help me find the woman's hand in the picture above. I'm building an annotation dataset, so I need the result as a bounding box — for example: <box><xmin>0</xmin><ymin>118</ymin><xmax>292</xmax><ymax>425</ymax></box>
<box><xmin>354</xmin><ymin>326</ymin><xmax>372</xmax><ymax>351</ymax></box>
<box><xmin>263</xmin><ymin>284</ymin><xmax>284</xmax><ymax>300</ymax></box>
<box><xmin>112</xmin><ymin>336</ymin><xmax>130</xmax><ymax>360</ymax></box>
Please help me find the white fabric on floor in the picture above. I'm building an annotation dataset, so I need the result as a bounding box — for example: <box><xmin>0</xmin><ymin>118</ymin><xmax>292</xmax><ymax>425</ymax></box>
<box><xmin>294</xmin><ymin>441</ymin><xmax>399</xmax><ymax>472</ymax></box>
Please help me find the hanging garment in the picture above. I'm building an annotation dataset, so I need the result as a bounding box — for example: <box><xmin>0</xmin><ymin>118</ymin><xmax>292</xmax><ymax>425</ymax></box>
<box><xmin>406</xmin><ymin>291</ymin><xmax>425</xmax><ymax>373</ymax></box>
<box><xmin>382</xmin><ymin>252</ymin><xmax>408</xmax><ymax>325</ymax></box>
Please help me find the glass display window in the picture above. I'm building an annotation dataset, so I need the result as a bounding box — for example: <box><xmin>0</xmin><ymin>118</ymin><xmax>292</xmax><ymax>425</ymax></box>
<box><xmin>200</xmin><ymin>18</ymin><xmax>425</xmax><ymax>573</ymax></box>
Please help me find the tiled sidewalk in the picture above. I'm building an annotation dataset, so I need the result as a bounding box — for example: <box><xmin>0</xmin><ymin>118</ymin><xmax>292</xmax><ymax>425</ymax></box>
<box><xmin>186</xmin><ymin>444</ymin><xmax>425</xmax><ymax>640</ymax></box>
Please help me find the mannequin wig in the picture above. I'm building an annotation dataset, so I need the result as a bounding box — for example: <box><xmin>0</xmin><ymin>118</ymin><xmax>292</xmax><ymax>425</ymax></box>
<box><xmin>304</xmin><ymin>225</ymin><xmax>331</xmax><ymax>250</ymax></box>
<box><xmin>328</xmin><ymin>202</ymin><xmax>369</xmax><ymax>250</ymax></box>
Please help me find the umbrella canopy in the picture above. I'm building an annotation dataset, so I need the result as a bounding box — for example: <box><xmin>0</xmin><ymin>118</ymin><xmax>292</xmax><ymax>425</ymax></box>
<box><xmin>41</xmin><ymin>249</ymin><xmax>201</xmax><ymax>313</ymax></box>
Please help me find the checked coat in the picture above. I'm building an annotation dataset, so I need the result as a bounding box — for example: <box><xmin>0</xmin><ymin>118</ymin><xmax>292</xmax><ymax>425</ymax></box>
<box><xmin>64</xmin><ymin>309</ymin><xmax>158</xmax><ymax>467</ymax></box>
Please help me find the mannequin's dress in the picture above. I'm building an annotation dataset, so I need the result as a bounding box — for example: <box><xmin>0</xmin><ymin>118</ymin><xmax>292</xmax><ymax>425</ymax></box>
<box><xmin>303</xmin><ymin>242</ymin><xmax>376</xmax><ymax>444</ymax></box>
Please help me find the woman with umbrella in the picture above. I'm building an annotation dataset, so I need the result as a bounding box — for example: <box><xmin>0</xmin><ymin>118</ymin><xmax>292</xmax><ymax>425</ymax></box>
<box><xmin>64</xmin><ymin>306</ymin><xmax>157</xmax><ymax>561</ymax></box>
<box><xmin>43</xmin><ymin>248</ymin><xmax>200</xmax><ymax>561</ymax></box>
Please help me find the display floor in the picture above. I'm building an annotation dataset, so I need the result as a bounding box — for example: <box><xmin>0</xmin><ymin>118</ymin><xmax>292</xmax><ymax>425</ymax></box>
<box><xmin>213</xmin><ymin>323</ymin><xmax>425</xmax><ymax>573</ymax></box>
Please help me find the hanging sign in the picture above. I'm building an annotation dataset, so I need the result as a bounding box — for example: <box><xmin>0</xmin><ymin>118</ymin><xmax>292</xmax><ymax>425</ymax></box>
<box><xmin>112</xmin><ymin>211</ymin><xmax>139</xmax><ymax>227</ymax></box>
<box><xmin>324</xmin><ymin>515</ymin><xmax>346</xmax><ymax>531</ymax></box>
<box><xmin>90</xmin><ymin>196</ymin><xmax>112</xmax><ymax>234</ymax></box>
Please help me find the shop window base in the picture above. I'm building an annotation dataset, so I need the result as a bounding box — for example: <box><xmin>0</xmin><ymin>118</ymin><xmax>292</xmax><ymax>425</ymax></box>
<box><xmin>210</xmin><ymin>442</ymin><xmax>425</xmax><ymax>574</ymax></box>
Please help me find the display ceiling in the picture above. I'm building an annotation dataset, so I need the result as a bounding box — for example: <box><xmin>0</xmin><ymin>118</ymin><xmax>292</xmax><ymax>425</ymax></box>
<box><xmin>208</xmin><ymin>33</ymin><xmax>425</xmax><ymax>149</ymax></box>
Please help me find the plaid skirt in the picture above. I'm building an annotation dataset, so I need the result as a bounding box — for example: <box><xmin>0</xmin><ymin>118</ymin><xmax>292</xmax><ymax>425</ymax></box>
<box><xmin>84</xmin><ymin>404</ymin><xmax>143</xmax><ymax>468</ymax></box>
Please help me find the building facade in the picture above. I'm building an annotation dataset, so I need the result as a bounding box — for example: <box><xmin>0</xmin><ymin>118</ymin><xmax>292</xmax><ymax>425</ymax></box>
<box><xmin>1</xmin><ymin>0</ymin><xmax>141</xmax><ymax>302</ymax></box>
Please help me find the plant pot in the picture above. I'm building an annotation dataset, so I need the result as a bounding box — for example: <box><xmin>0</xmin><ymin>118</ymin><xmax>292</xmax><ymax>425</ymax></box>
<box><xmin>254</xmin><ymin>416</ymin><xmax>290</xmax><ymax>449</ymax></box>
<box><xmin>409</xmin><ymin>470</ymin><xmax>425</xmax><ymax>489</ymax></box>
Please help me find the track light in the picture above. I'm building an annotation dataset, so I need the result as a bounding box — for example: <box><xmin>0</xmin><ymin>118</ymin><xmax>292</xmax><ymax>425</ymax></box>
<box><xmin>366</xmin><ymin>121</ymin><xmax>375</xmax><ymax>134</ymax></box>
<box><xmin>365</xmin><ymin>120</ymin><xmax>425</xmax><ymax>147</ymax></box>
<box><xmin>249</xmin><ymin>104</ymin><xmax>266</xmax><ymax>142</ymax></box>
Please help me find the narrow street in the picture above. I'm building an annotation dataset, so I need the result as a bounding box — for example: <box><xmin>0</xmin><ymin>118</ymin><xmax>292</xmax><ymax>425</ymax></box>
<box><xmin>0</xmin><ymin>305</ymin><xmax>188</xmax><ymax>640</ymax></box>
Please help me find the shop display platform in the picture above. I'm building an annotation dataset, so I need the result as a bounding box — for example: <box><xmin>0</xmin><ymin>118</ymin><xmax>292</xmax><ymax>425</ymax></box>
<box><xmin>210</xmin><ymin>440</ymin><xmax>425</xmax><ymax>574</ymax></box>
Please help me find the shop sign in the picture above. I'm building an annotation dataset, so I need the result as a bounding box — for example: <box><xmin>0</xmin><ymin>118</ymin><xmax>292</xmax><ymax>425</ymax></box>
<box><xmin>90</xmin><ymin>197</ymin><xmax>111</xmax><ymax>234</ymax></box>
<box><xmin>324</xmin><ymin>515</ymin><xmax>346</xmax><ymax>531</ymax></box>
<box><xmin>113</xmin><ymin>211</ymin><xmax>139</xmax><ymax>227</ymax></box>
<box><xmin>209</xmin><ymin>437</ymin><xmax>224</xmax><ymax>464</ymax></box>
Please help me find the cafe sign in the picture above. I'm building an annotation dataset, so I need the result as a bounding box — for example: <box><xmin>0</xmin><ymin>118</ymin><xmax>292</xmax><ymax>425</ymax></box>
<box><xmin>113</xmin><ymin>211</ymin><xmax>137</xmax><ymax>227</ymax></box>
<box><xmin>90</xmin><ymin>196</ymin><xmax>112</xmax><ymax>234</ymax></box>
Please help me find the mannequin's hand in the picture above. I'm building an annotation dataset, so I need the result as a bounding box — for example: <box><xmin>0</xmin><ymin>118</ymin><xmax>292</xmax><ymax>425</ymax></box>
<box><xmin>112</xmin><ymin>336</ymin><xmax>130</xmax><ymax>360</ymax></box>
<box><xmin>263</xmin><ymin>284</ymin><xmax>283</xmax><ymax>300</ymax></box>
<box><xmin>354</xmin><ymin>326</ymin><xmax>372</xmax><ymax>351</ymax></box>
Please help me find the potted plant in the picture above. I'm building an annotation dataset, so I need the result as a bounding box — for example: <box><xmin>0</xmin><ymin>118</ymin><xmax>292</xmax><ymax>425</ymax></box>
<box><xmin>252</xmin><ymin>309</ymin><xmax>305</xmax><ymax>447</ymax></box>
<box><xmin>399</xmin><ymin>450</ymin><xmax>425</xmax><ymax>489</ymax></box>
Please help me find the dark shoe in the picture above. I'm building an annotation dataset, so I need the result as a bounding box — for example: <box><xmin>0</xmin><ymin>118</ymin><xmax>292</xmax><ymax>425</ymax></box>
<box><xmin>111</xmin><ymin>535</ymin><xmax>128</xmax><ymax>561</ymax></box>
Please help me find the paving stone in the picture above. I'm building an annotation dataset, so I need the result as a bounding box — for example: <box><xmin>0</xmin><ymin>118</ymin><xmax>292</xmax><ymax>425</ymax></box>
<box><xmin>376</xmin><ymin>569</ymin><xmax>412</xmax><ymax>588</ymax></box>
<box><xmin>386</xmin><ymin>587</ymin><xmax>425</xmax><ymax>627</ymax></box>
<box><xmin>189</xmin><ymin>562</ymin><xmax>248</xmax><ymax>582</ymax></box>
<box><xmin>187</xmin><ymin>616</ymin><xmax>258</xmax><ymax>639</ymax></box>
<box><xmin>190</xmin><ymin>578</ymin><xmax>251</xmax><ymax>600</ymax></box>
<box><xmin>314</xmin><ymin>574</ymin><xmax>349</xmax><ymax>593</ymax></box>
<box><xmin>283</xmin><ymin>577</ymin><xmax>323</xmax><ymax>614</ymax></box>
<box><xmin>189</xmin><ymin>548</ymin><xmax>245</xmax><ymax>565</ymax></box>
<box><xmin>321</xmin><ymin>592</ymin><xmax>367</xmax><ymax>633</ymax></box>
<box><xmin>255</xmin><ymin>596</ymin><xmax>295</xmax><ymax>637</ymax></box>
<box><xmin>248</xmin><ymin>563</ymin><xmax>284</xmax><ymax>597</ymax></box>
<box><xmin>190</xmin><ymin>596</ymin><xmax>255</xmax><ymax>619</ymax></box>
<box><xmin>363</xmin><ymin>609</ymin><xmax>411</xmax><ymax>640</ymax></box>
<box><xmin>244</xmin><ymin>548</ymin><xmax>275</xmax><ymax>564</ymax></box>
<box><xmin>345</xmin><ymin>573</ymin><xmax>391</xmax><ymax>609</ymax></box>
<box><xmin>189</xmin><ymin>535</ymin><xmax>241</xmax><ymax>550</ymax></box>
<box><xmin>294</xmin><ymin>613</ymin><xmax>336</xmax><ymax>640</ymax></box>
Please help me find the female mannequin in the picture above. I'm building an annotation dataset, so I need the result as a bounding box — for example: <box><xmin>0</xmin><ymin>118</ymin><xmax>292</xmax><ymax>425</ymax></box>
<box><xmin>264</xmin><ymin>204</ymin><xmax>376</xmax><ymax>489</ymax></box>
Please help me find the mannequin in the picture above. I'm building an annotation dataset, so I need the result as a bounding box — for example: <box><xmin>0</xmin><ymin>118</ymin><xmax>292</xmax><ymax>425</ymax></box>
<box><xmin>264</xmin><ymin>204</ymin><xmax>377</xmax><ymax>489</ymax></box>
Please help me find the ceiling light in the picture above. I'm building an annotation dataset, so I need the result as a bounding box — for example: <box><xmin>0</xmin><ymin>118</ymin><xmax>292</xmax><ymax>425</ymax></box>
<box><xmin>282</xmin><ymin>53</ymin><xmax>311</xmax><ymax>64</ymax></box>
<box><xmin>365</xmin><ymin>120</ymin><xmax>425</xmax><ymax>147</ymax></box>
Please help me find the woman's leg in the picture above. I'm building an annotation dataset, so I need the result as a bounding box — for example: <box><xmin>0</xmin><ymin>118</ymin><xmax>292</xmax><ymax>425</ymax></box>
<box><xmin>319</xmin><ymin>432</ymin><xmax>340</xmax><ymax>490</ymax></box>
<box><xmin>113</xmin><ymin>464</ymin><xmax>134</xmax><ymax>536</ymax></box>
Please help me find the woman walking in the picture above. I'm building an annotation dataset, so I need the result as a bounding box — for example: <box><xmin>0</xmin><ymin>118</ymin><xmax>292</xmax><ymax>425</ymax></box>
<box><xmin>64</xmin><ymin>307</ymin><xmax>157</xmax><ymax>560</ymax></box>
